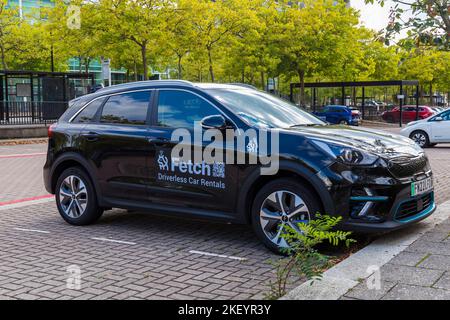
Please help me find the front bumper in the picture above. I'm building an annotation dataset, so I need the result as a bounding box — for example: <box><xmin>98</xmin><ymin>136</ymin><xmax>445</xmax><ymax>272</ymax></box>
<box><xmin>341</xmin><ymin>192</ymin><xmax>436</xmax><ymax>233</ymax></box>
<box><xmin>316</xmin><ymin>156</ymin><xmax>436</xmax><ymax>233</ymax></box>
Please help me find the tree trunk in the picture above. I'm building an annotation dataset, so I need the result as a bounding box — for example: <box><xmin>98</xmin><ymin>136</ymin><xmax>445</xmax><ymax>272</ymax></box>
<box><xmin>207</xmin><ymin>47</ymin><xmax>215</xmax><ymax>82</ymax></box>
<box><xmin>430</xmin><ymin>82</ymin><xmax>433</xmax><ymax>106</ymax></box>
<box><xmin>0</xmin><ymin>44</ymin><xmax>7</xmax><ymax>70</ymax></box>
<box><xmin>133</xmin><ymin>59</ymin><xmax>138</xmax><ymax>81</ymax></box>
<box><xmin>177</xmin><ymin>55</ymin><xmax>182</xmax><ymax>79</ymax></box>
<box><xmin>298</xmin><ymin>70</ymin><xmax>305</xmax><ymax>107</ymax></box>
<box><xmin>260</xmin><ymin>71</ymin><xmax>265</xmax><ymax>91</ymax></box>
<box><xmin>85</xmin><ymin>58</ymin><xmax>90</xmax><ymax>74</ymax></box>
<box><xmin>141</xmin><ymin>44</ymin><xmax>148</xmax><ymax>81</ymax></box>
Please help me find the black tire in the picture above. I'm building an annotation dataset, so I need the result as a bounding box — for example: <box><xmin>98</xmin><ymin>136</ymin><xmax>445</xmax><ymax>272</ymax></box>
<box><xmin>251</xmin><ymin>178</ymin><xmax>322</xmax><ymax>255</ymax></box>
<box><xmin>55</xmin><ymin>167</ymin><xmax>103</xmax><ymax>226</ymax></box>
<box><xmin>410</xmin><ymin>130</ymin><xmax>430</xmax><ymax>148</ymax></box>
<box><xmin>339</xmin><ymin>119</ymin><xmax>348</xmax><ymax>125</ymax></box>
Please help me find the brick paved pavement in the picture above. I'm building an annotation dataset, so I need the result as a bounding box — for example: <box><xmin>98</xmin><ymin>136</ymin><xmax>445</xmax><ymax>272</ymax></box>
<box><xmin>0</xmin><ymin>134</ymin><xmax>449</xmax><ymax>300</ymax></box>
<box><xmin>343</xmin><ymin>217</ymin><xmax>450</xmax><ymax>300</ymax></box>
<box><xmin>0</xmin><ymin>202</ymin><xmax>285</xmax><ymax>300</ymax></box>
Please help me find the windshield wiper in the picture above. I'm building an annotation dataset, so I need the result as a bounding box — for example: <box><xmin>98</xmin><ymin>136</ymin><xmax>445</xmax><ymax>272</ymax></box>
<box><xmin>290</xmin><ymin>123</ymin><xmax>325</xmax><ymax>128</ymax></box>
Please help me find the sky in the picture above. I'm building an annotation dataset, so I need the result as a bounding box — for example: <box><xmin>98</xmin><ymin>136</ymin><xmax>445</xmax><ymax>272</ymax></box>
<box><xmin>350</xmin><ymin>0</ymin><xmax>412</xmax><ymax>39</ymax></box>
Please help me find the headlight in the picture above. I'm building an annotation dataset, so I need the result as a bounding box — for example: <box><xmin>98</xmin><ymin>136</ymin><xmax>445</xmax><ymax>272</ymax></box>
<box><xmin>312</xmin><ymin>140</ymin><xmax>379</xmax><ymax>166</ymax></box>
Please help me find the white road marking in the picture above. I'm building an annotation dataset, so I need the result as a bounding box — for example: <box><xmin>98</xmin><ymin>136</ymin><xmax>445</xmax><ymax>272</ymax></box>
<box><xmin>91</xmin><ymin>237</ymin><xmax>137</xmax><ymax>245</ymax></box>
<box><xmin>14</xmin><ymin>227</ymin><xmax>50</xmax><ymax>234</ymax></box>
<box><xmin>189</xmin><ymin>250</ymin><xmax>247</xmax><ymax>261</ymax></box>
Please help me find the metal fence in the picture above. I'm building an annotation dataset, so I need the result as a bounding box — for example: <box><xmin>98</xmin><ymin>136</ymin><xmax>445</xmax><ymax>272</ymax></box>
<box><xmin>0</xmin><ymin>101</ymin><xmax>68</xmax><ymax>125</ymax></box>
<box><xmin>0</xmin><ymin>70</ymin><xmax>94</xmax><ymax>126</ymax></box>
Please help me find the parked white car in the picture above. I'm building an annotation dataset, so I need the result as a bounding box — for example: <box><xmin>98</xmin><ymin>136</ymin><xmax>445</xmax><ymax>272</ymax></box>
<box><xmin>400</xmin><ymin>108</ymin><xmax>450</xmax><ymax>147</ymax></box>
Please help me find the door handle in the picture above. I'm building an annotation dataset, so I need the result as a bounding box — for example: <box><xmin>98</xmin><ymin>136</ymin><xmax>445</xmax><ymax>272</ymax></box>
<box><xmin>81</xmin><ymin>132</ymin><xmax>99</xmax><ymax>141</ymax></box>
<box><xmin>148</xmin><ymin>137</ymin><xmax>171</xmax><ymax>145</ymax></box>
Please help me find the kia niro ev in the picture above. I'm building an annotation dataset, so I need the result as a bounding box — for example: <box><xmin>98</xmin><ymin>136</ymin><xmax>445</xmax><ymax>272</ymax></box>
<box><xmin>44</xmin><ymin>81</ymin><xmax>435</xmax><ymax>253</ymax></box>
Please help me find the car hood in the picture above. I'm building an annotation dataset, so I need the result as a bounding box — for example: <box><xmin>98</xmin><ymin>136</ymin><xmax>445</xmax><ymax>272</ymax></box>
<box><xmin>405</xmin><ymin>118</ymin><xmax>429</xmax><ymax>127</ymax></box>
<box><xmin>283</xmin><ymin>125</ymin><xmax>424</xmax><ymax>159</ymax></box>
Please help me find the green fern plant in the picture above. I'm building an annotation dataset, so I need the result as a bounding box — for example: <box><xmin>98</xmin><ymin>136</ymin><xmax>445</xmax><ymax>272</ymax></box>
<box><xmin>265</xmin><ymin>214</ymin><xmax>356</xmax><ymax>300</ymax></box>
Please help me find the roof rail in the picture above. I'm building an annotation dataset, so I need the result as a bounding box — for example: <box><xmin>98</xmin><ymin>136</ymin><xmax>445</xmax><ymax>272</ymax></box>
<box><xmin>228</xmin><ymin>83</ymin><xmax>259</xmax><ymax>90</ymax></box>
<box><xmin>97</xmin><ymin>80</ymin><xmax>194</xmax><ymax>92</ymax></box>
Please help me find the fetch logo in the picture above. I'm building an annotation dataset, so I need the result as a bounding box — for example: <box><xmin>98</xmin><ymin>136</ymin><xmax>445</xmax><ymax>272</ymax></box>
<box><xmin>157</xmin><ymin>150</ymin><xmax>225</xmax><ymax>178</ymax></box>
<box><xmin>172</xmin><ymin>157</ymin><xmax>211</xmax><ymax>176</ymax></box>
<box><xmin>157</xmin><ymin>151</ymin><xmax>169</xmax><ymax>171</ymax></box>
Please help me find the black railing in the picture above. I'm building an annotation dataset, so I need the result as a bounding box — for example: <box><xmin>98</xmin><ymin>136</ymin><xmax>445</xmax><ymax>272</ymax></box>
<box><xmin>0</xmin><ymin>101</ymin><xmax>68</xmax><ymax>125</ymax></box>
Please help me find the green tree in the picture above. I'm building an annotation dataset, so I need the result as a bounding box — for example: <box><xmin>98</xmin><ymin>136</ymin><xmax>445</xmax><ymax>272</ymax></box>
<box><xmin>365</xmin><ymin>0</ymin><xmax>450</xmax><ymax>49</ymax></box>
<box><xmin>0</xmin><ymin>0</ymin><xmax>20</xmax><ymax>69</ymax></box>
<box><xmin>95</xmin><ymin>0</ymin><xmax>174</xmax><ymax>80</ymax></box>
<box><xmin>275</xmin><ymin>0</ymin><xmax>361</xmax><ymax>106</ymax></box>
<box><xmin>400</xmin><ymin>48</ymin><xmax>450</xmax><ymax>102</ymax></box>
<box><xmin>179</xmin><ymin>0</ymin><xmax>255</xmax><ymax>82</ymax></box>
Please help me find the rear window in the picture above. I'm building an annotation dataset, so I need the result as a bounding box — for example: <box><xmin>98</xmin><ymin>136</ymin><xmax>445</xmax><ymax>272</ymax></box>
<box><xmin>100</xmin><ymin>91</ymin><xmax>151</xmax><ymax>125</ymax></box>
<box><xmin>73</xmin><ymin>97</ymin><xmax>106</xmax><ymax>123</ymax></box>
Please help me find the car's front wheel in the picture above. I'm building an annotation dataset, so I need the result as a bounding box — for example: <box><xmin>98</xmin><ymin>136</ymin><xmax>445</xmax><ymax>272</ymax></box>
<box><xmin>55</xmin><ymin>167</ymin><xmax>103</xmax><ymax>226</ymax></box>
<box><xmin>410</xmin><ymin>130</ymin><xmax>430</xmax><ymax>148</ymax></box>
<box><xmin>251</xmin><ymin>178</ymin><xmax>321</xmax><ymax>254</ymax></box>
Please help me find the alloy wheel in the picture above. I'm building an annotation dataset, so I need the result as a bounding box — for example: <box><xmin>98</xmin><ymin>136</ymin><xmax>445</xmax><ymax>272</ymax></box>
<box><xmin>412</xmin><ymin>132</ymin><xmax>427</xmax><ymax>147</ymax></box>
<box><xmin>59</xmin><ymin>175</ymin><xmax>88</xmax><ymax>218</ymax></box>
<box><xmin>259</xmin><ymin>190</ymin><xmax>311</xmax><ymax>248</ymax></box>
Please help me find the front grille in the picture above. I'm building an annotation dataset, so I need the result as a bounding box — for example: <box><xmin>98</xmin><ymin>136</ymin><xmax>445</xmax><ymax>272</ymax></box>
<box><xmin>389</xmin><ymin>155</ymin><xmax>428</xmax><ymax>178</ymax></box>
<box><xmin>395</xmin><ymin>193</ymin><xmax>433</xmax><ymax>221</ymax></box>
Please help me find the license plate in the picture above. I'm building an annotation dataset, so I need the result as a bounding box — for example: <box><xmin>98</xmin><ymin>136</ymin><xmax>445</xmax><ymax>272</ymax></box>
<box><xmin>411</xmin><ymin>177</ymin><xmax>433</xmax><ymax>197</ymax></box>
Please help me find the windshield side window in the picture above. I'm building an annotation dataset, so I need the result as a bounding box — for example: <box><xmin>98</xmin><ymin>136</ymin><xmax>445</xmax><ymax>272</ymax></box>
<box><xmin>157</xmin><ymin>90</ymin><xmax>220</xmax><ymax>129</ymax></box>
<box><xmin>440</xmin><ymin>111</ymin><xmax>450</xmax><ymax>121</ymax></box>
<box><xmin>207</xmin><ymin>89</ymin><xmax>324</xmax><ymax>128</ymax></box>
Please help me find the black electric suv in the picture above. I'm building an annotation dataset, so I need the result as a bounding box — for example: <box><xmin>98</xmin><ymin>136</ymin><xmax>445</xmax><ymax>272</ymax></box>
<box><xmin>44</xmin><ymin>80</ymin><xmax>435</xmax><ymax>253</ymax></box>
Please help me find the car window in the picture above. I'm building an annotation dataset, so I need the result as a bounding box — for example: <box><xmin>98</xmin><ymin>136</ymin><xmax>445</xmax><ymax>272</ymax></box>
<box><xmin>73</xmin><ymin>97</ymin><xmax>106</xmax><ymax>123</ymax></box>
<box><xmin>440</xmin><ymin>111</ymin><xmax>450</xmax><ymax>121</ymax></box>
<box><xmin>100</xmin><ymin>91</ymin><xmax>150</xmax><ymax>125</ymax></box>
<box><xmin>157</xmin><ymin>90</ymin><xmax>220</xmax><ymax>129</ymax></box>
<box><xmin>207</xmin><ymin>88</ymin><xmax>325</xmax><ymax>128</ymax></box>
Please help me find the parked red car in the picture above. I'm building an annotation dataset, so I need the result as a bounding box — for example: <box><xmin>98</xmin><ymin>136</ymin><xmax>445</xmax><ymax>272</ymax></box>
<box><xmin>381</xmin><ymin>105</ymin><xmax>435</xmax><ymax>123</ymax></box>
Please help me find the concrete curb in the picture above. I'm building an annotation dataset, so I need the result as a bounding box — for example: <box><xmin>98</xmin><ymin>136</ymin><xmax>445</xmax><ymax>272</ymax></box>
<box><xmin>281</xmin><ymin>200</ymin><xmax>450</xmax><ymax>300</ymax></box>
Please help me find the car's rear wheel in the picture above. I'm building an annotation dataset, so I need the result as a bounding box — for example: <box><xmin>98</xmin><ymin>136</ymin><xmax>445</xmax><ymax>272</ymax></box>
<box><xmin>55</xmin><ymin>167</ymin><xmax>103</xmax><ymax>225</ymax></box>
<box><xmin>410</xmin><ymin>130</ymin><xmax>430</xmax><ymax>148</ymax></box>
<box><xmin>251</xmin><ymin>178</ymin><xmax>321</xmax><ymax>254</ymax></box>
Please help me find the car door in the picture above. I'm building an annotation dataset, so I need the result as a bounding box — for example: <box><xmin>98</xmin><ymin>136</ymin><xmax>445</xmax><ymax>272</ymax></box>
<box><xmin>327</xmin><ymin>107</ymin><xmax>339</xmax><ymax>123</ymax></box>
<box><xmin>80</xmin><ymin>90</ymin><xmax>153</xmax><ymax>202</ymax></box>
<box><xmin>430</xmin><ymin>110</ymin><xmax>450</xmax><ymax>142</ymax></box>
<box><xmin>402</xmin><ymin>106</ymin><xmax>413</xmax><ymax>123</ymax></box>
<box><xmin>146</xmin><ymin>89</ymin><xmax>238</xmax><ymax>213</ymax></box>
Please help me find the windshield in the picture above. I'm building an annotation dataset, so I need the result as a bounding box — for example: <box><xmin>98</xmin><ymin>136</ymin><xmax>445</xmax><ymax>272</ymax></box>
<box><xmin>207</xmin><ymin>88</ymin><xmax>325</xmax><ymax>128</ymax></box>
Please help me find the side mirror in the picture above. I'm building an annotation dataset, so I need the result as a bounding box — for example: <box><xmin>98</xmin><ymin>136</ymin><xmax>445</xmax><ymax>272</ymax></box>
<box><xmin>434</xmin><ymin>116</ymin><xmax>443</xmax><ymax>122</ymax></box>
<box><xmin>201</xmin><ymin>115</ymin><xmax>227</xmax><ymax>130</ymax></box>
